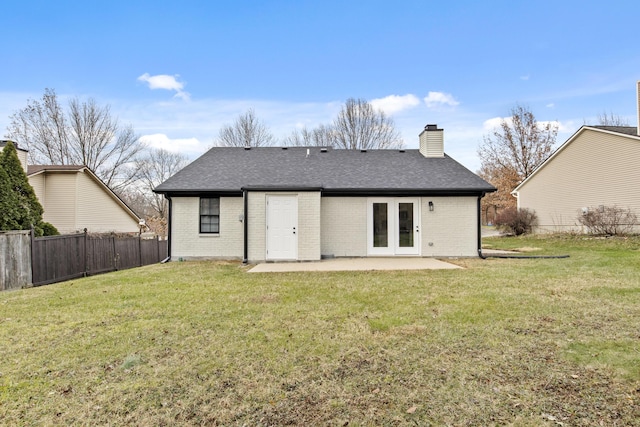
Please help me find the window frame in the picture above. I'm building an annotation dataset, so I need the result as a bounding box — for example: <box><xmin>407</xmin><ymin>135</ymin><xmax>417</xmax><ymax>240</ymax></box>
<box><xmin>199</xmin><ymin>197</ymin><xmax>220</xmax><ymax>234</ymax></box>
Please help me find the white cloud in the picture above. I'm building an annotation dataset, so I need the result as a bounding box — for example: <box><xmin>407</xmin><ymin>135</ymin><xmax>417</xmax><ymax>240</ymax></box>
<box><xmin>482</xmin><ymin>117</ymin><xmax>505</xmax><ymax>131</ymax></box>
<box><xmin>370</xmin><ymin>94</ymin><xmax>420</xmax><ymax>115</ymax></box>
<box><xmin>520</xmin><ymin>74</ymin><xmax>530</xmax><ymax>81</ymax></box>
<box><xmin>483</xmin><ymin>117</ymin><xmax>569</xmax><ymax>133</ymax></box>
<box><xmin>139</xmin><ymin>133</ymin><xmax>204</xmax><ymax>155</ymax></box>
<box><xmin>137</xmin><ymin>73</ymin><xmax>190</xmax><ymax>100</ymax></box>
<box><xmin>423</xmin><ymin>91</ymin><xmax>459</xmax><ymax>109</ymax></box>
<box><xmin>546</xmin><ymin>103</ymin><xmax>555</xmax><ymax>108</ymax></box>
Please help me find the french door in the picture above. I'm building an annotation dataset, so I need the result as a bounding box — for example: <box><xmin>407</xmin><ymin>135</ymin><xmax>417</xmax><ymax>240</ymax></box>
<box><xmin>367</xmin><ymin>198</ymin><xmax>420</xmax><ymax>256</ymax></box>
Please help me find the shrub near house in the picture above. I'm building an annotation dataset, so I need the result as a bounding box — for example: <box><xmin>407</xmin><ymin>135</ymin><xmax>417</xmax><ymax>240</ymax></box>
<box><xmin>494</xmin><ymin>207</ymin><xmax>538</xmax><ymax>236</ymax></box>
<box><xmin>577</xmin><ymin>205</ymin><xmax>638</xmax><ymax>235</ymax></box>
<box><xmin>0</xmin><ymin>141</ymin><xmax>57</xmax><ymax>235</ymax></box>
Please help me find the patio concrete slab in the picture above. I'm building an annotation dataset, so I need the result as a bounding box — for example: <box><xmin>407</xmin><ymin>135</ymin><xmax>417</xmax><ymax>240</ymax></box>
<box><xmin>248</xmin><ymin>257</ymin><xmax>462</xmax><ymax>273</ymax></box>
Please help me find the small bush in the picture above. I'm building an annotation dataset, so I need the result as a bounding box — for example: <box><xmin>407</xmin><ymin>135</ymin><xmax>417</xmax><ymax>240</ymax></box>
<box><xmin>577</xmin><ymin>205</ymin><xmax>638</xmax><ymax>236</ymax></box>
<box><xmin>38</xmin><ymin>221</ymin><xmax>59</xmax><ymax>236</ymax></box>
<box><xmin>494</xmin><ymin>207</ymin><xmax>538</xmax><ymax>235</ymax></box>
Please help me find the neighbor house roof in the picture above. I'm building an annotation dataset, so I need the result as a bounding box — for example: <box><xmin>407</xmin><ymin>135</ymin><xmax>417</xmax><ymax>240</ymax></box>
<box><xmin>590</xmin><ymin>125</ymin><xmax>638</xmax><ymax>136</ymax></box>
<box><xmin>155</xmin><ymin>147</ymin><xmax>495</xmax><ymax>196</ymax></box>
<box><xmin>27</xmin><ymin>164</ymin><xmax>85</xmax><ymax>175</ymax></box>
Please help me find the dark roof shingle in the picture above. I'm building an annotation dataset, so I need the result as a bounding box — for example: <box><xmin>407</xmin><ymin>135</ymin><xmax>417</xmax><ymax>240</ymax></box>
<box><xmin>590</xmin><ymin>126</ymin><xmax>639</xmax><ymax>136</ymax></box>
<box><xmin>156</xmin><ymin>147</ymin><xmax>494</xmax><ymax>195</ymax></box>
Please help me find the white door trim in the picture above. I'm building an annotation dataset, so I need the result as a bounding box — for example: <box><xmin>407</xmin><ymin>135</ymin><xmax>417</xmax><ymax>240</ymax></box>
<box><xmin>266</xmin><ymin>195</ymin><xmax>298</xmax><ymax>260</ymax></box>
<box><xmin>367</xmin><ymin>197</ymin><xmax>421</xmax><ymax>256</ymax></box>
<box><xmin>394</xmin><ymin>198</ymin><xmax>420</xmax><ymax>255</ymax></box>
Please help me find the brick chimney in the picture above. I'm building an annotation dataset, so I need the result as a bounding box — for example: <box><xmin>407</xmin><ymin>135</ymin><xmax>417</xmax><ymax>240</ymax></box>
<box><xmin>419</xmin><ymin>124</ymin><xmax>444</xmax><ymax>158</ymax></box>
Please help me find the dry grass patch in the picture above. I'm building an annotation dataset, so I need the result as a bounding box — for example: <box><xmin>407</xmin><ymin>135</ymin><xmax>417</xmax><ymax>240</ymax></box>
<box><xmin>1</xmin><ymin>235</ymin><xmax>639</xmax><ymax>425</ymax></box>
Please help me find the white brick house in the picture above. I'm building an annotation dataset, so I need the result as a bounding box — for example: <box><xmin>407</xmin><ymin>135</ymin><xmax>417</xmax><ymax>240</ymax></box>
<box><xmin>155</xmin><ymin>125</ymin><xmax>495</xmax><ymax>263</ymax></box>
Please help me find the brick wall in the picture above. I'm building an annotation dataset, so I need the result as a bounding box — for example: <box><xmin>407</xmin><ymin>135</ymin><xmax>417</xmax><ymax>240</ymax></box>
<box><xmin>421</xmin><ymin>197</ymin><xmax>478</xmax><ymax>257</ymax></box>
<box><xmin>297</xmin><ymin>192</ymin><xmax>321</xmax><ymax>261</ymax></box>
<box><xmin>247</xmin><ymin>192</ymin><xmax>321</xmax><ymax>262</ymax></box>
<box><xmin>320</xmin><ymin>197</ymin><xmax>367</xmax><ymax>257</ymax></box>
<box><xmin>171</xmin><ymin>197</ymin><xmax>244</xmax><ymax>260</ymax></box>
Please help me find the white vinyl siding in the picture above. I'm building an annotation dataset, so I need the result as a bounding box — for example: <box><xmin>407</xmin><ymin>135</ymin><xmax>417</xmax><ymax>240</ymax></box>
<box><xmin>38</xmin><ymin>173</ymin><xmax>78</xmax><ymax>233</ymax></box>
<box><xmin>76</xmin><ymin>171</ymin><xmax>139</xmax><ymax>233</ymax></box>
<box><xmin>28</xmin><ymin>170</ymin><xmax>140</xmax><ymax>234</ymax></box>
<box><xmin>517</xmin><ymin>129</ymin><xmax>640</xmax><ymax>232</ymax></box>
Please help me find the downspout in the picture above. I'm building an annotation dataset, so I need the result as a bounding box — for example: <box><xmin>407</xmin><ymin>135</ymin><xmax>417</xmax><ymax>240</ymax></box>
<box><xmin>161</xmin><ymin>195</ymin><xmax>172</xmax><ymax>263</ymax></box>
<box><xmin>477</xmin><ymin>195</ymin><xmax>487</xmax><ymax>259</ymax></box>
<box><xmin>242</xmin><ymin>189</ymin><xmax>248</xmax><ymax>264</ymax></box>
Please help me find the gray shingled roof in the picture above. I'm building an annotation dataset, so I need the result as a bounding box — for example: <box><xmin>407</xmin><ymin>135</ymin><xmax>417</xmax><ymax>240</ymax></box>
<box><xmin>590</xmin><ymin>126</ymin><xmax>639</xmax><ymax>136</ymax></box>
<box><xmin>154</xmin><ymin>147</ymin><xmax>495</xmax><ymax>195</ymax></box>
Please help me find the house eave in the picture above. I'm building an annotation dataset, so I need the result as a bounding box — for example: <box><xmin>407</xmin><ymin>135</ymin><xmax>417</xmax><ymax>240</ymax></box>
<box><xmin>322</xmin><ymin>187</ymin><xmax>495</xmax><ymax>197</ymax></box>
<box><xmin>154</xmin><ymin>189</ymin><xmax>244</xmax><ymax>197</ymax></box>
<box><xmin>156</xmin><ymin>187</ymin><xmax>495</xmax><ymax>198</ymax></box>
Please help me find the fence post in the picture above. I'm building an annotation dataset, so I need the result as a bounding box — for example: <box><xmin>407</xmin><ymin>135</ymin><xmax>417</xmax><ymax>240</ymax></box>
<box><xmin>30</xmin><ymin>227</ymin><xmax>35</xmax><ymax>285</ymax></box>
<box><xmin>112</xmin><ymin>232</ymin><xmax>118</xmax><ymax>271</ymax></box>
<box><xmin>83</xmin><ymin>228</ymin><xmax>88</xmax><ymax>277</ymax></box>
<box><xmin>139</xmin><ymin>235</ymin><xmax>143</xmax><ymax>267</ymax></box>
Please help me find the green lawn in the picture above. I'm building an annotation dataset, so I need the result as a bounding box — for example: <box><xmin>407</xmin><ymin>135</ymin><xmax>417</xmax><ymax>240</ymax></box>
<box><xmin>1</xmin><ymin>235</ymin><xmax>639</xmax><ymax>426</ymax></box>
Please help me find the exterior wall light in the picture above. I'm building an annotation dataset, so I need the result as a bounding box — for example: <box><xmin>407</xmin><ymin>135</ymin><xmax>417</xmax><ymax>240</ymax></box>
<box><xmin>429</xmin><ymin>201</ymin><xmax>434</xmax><ymax>211</ymax></box>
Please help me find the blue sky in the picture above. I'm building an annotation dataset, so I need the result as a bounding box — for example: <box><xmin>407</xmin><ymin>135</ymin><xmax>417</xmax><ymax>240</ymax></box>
<box><xmin>2</xmin><ymin>0</ymin><xmax>639</xmax><ymax>171</ymax></box>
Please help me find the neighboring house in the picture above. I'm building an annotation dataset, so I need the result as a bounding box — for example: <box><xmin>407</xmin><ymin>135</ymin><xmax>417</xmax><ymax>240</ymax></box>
<box><xmin>512</xmin><ymin>125</ymin><xmax>640</xmax><ymax>233</ymax></box>
<box><xmin>512</xmin><ymin>81</ymin><xmax>640</xmax><ymax>233</ymax></box>
<box><xmin>27</xmin><ymin>165</ymin><xmax>142</xmax><ymax>234</ymax></box>
<box><xmin>154</xmin><ymin>125</ymin><xmax>496</xmax><ymax>263</ymax></box>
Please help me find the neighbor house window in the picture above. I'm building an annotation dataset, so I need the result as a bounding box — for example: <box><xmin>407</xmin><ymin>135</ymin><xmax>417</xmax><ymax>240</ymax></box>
<box><xmin>200</xmin><ymin>197</ymin><xmax>220</xmax><ymax>233</ymax></box>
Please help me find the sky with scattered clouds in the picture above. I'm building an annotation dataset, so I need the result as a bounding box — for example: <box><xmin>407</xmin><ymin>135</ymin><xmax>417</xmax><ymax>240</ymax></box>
<box><xmin>1</xmin><ymin>0</ymin><xmax>639</xmax><ymax>171</ymax></box>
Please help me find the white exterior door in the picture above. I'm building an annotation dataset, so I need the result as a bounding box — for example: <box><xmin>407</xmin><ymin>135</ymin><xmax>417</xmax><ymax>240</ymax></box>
<box><xmin>266</xmin><ymin>195</ymin><xmax>298</xmax><ymax>260</ymax></box>
<box><xmin>367</xmin><ymin>198</ymin><xmax>420</xmax><ymax>256</ymax></box>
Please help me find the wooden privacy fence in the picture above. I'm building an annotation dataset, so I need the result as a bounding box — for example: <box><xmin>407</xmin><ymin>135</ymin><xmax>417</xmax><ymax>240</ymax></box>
<box><xmin>31</xmin><ymin>232</ymin><xmax>168</xmax><ymax>287</ymax></box>
<box><xmin>1</xmin><ymin>230</ymin><xmax>32</xmax><ymax>291</ymax></box>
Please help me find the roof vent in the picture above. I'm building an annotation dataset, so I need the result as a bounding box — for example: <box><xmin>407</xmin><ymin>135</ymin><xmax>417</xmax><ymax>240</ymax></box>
<box><xmin>320</xmin><ymin>148</ymin><xmax>327</xmax><ymax>153</ymax></box>
<box><xmin>399</xmin><ymin>149</ymin><xmax>405</xmax><ymax>153</ymax></box>
<box><xmin>360</xmin><ymin>149</ymin><xmax>367</xmax><ymax>153</ymax></box>
<box><xmin>281</xmin><ymin>147</ymin><xmax>288</xmax><ymax>150</ymax></box>
<box><xmin>244</xmin><ymin>146</ymin><xmax>251</xmax><ymax>150</ymax></box>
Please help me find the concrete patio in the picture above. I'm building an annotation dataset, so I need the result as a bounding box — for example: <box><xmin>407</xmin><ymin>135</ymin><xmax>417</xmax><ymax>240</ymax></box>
<box><xmin>248</xmin><ymin>257</ymin><xmax>463</xmax><ymax>273</ymax></box>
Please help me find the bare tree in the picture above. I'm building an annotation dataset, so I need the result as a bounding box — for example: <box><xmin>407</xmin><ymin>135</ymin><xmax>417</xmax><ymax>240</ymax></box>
<box><xmin>133</xmin><ymin>148</ymin><xmax>189</xmax><ymax>219</ymax></box>
<box><xmin>215</xmin><ymin>108</ymin><xmax>274</xmax><ymax>147</ymax></box>
<box><xmin>283</xmin><ymin>98</ymin><xmax>403</xmax><ymax>149</ymax></box>
<box><xmin>332</xmin><ymin>98</ymin><xmax>403</xmax><ymax>149</ymax></box>
<box><xmin>596</xmin><ymin>111</ymin><xmax>630</xmax><ymax>126</ymax></box>
<box><xmin>478</xmin><ymin>105</ymin><xmax>557</xmax><ymax>221</ymax></box>
<box><xmin>284</xmin><ymin>124</ymin><xmax>335</xmax><ymax>147</ymax></box>
<box><xmin>6</xmin><ymin>88</ymin><xmax>143</xmax><ymax>191</ymax></box>
<box><xmin>479</xmin><ymin>105</ymin><xmax>557</xmax><ymax>180</ymax></box>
